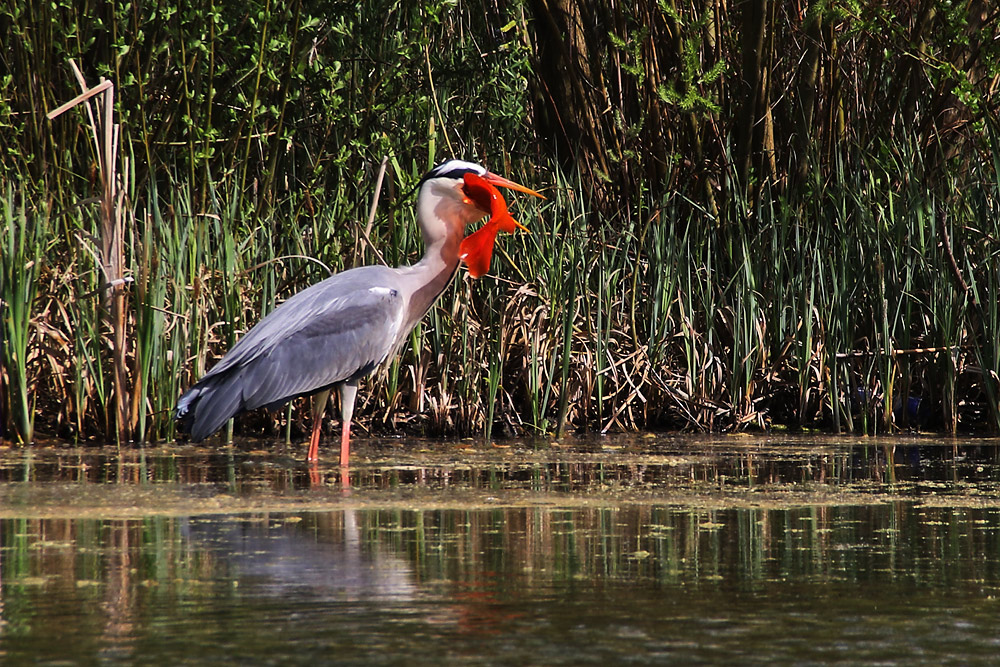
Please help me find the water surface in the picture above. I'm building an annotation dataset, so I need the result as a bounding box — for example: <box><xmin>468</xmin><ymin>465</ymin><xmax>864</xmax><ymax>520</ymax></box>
<box><xmin>2</xmin><ymin>435</ymin><xmax>999</xmax><ymax>664</ymax></box>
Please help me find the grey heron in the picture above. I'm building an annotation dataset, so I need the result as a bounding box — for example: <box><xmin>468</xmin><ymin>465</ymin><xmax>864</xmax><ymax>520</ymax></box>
<box><xmin>175</xmin><ymin>159</ymin><xmax>543</xmax><ymax>466</ymax></box>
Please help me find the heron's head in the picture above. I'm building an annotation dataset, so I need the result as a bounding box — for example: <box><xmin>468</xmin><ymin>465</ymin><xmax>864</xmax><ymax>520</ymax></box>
<box><xmin>416</xmin><ymin>159</ymin><xmax>542</xmax><ymax>250</ymax></box>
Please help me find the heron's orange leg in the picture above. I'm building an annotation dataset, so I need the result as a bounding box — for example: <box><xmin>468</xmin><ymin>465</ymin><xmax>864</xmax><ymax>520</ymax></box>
<box><xmin>338</xmin><ymin>381</ymin><xmax>359</xmax><ymax>469</ymax></box>
<box><xmin>307</xmin><ymin>418</ymin><xmax>322</xmax><ymax>462</ymax></box>
<box><xmin>339</xmin><ymin>418</ymin><xmax>351</xmax><ymax>467</ymax></box>
<box><xmin>307</xmin><ymin>388</ymin><xmax>330</xmax><ymax>462</ymax></box>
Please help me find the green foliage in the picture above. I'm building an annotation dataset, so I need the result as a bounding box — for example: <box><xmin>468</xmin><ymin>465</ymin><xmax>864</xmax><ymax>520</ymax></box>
<box><xmin>0</xmin><ymin>191</ymin><xmax>44</xmax><ymax>443</ymax></box>
<box><xmin>2</xmin><ymin>0</ymin><xmax>536</xmax><ymax>211</ymax></box>
<box><xmin>2</xmin><ymin>0</ymin><xmax>1000</xmax><ymax>444</ymax></box>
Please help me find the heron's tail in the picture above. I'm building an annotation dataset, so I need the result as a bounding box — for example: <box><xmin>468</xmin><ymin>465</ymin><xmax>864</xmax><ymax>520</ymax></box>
<box><xmin>175</xmin><ymin>373</ymin><xmax>244</xmax><ymax>441</ymax></box>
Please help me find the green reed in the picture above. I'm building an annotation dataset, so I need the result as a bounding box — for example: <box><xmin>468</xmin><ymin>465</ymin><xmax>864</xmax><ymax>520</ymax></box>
<box><xmin>5</xmin><ymin>114</ymin><xmax>1000</xmax><ymax>446</ymax></box>
<box><xmin>6</xmin><ymin>132</ymin><xmax>1000</xmax><ymax>445</ymax></box>
<box><xmin>5</xmin><ymin>0</ymin><xmax>1000</xmax><ymax>446</ymax></box>
<box><xmin>968</xmin><ymin>123</ymin><xmax>1000</xmax><ymax>431</ymax></box>
<box><xmin>1</xmin><ymin>191</ymin><xmax>43</xmax><ymax>443</ymax></box>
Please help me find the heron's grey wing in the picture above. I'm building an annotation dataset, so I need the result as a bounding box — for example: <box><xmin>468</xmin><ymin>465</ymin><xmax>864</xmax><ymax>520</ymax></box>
<box><xmin>177</xmin><ymin>266</ymin><xmax>406</xmax><ymax>440</ymax></box>
<box><xmin>197</xmin><ymin>268</ymin><xmax>391</xmax><ymax>379</ymax></box>
<box><xmin>237</xmin><ymin>285</ymin><xmax>405</xmax><ymax>411</ymax></box>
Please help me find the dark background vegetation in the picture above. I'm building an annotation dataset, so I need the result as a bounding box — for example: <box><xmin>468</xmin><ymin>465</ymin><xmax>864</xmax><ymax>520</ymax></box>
<box><xmin>2</xmin><ymin>0</ymin><xmax>999</xmax><ymax>445</ymax></box>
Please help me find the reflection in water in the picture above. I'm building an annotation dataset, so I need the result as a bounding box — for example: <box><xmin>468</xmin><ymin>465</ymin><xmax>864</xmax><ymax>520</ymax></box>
<box><xmin>3</xmin><ymin>437</ymin><xmax>1000</xmax><ymax>496</ymax></box>
<box><xmin>187</xmin><ymin>510</ymin><xmax>416</xmax><ymax>601</ymax></box>
<box><xmin>2</xmin><ymin>437</ymin><xmax>1000</xmax><ymax>662</ymax></box>
<box><xmin>3</xmin><ymin>502</ymin><xmax>1000</xmax><ymax>663</ymax></box>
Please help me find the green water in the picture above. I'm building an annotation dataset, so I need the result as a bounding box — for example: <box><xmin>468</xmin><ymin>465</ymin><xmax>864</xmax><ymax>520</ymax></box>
<box><xmin>1</xmin><ymin>435</ymin><xmax>999</xmax><ymax>664</ymax></box>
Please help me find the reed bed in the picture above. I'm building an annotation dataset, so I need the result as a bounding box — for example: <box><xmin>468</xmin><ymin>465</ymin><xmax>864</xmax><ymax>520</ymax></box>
<box><xmin>2</xmin><ymin>1</ymin><xmax>999</xmax><ymax>444</ymax></box>
<box><xmin>4</xmin><ymin>138</ymin><xmax>999</xmax><ymax>443</ymax></box>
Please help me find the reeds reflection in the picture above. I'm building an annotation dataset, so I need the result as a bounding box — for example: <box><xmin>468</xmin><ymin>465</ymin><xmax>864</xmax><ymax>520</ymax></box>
<box><xmin>2</xmin><ymin>439</ymin><xmax>1000</xmax><ymax>662</ymax></box>
<box><xmin>2</xmin><ymin>438</ymin><xmax>1000</xmax><ymax>494</ymax></box>
<box><xmin>3</xmin><ymin>502</ymin><xmax>1000</xmax><ymax>660</ymax></box>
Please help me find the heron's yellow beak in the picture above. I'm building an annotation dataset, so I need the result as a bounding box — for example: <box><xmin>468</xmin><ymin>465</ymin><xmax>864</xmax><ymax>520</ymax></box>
<box><xmin>483</xmin><ymin>172</ymin><xmax>546</xmax><ymax>200</ymax></box>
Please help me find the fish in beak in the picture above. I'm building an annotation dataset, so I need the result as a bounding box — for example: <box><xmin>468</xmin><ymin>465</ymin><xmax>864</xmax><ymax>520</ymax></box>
<box><xmin>459</xmin><ymin>172</ymin><xmax>543</xmax><ymax>278</ymax></box>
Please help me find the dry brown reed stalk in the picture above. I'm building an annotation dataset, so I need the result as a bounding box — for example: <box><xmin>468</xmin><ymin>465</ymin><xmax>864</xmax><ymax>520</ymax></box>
<box><xmin>354</xmin><ymin>155</ymin><xmax>391</xmax><ymax>266</ymax></box>
<box><xmin>47</xmin><ymin>60</ymin><xmax>132</xmax><ymax>443</ymax></box>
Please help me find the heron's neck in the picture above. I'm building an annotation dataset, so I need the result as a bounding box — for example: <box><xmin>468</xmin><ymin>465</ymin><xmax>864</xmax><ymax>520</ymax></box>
<box><xmin>401</xmin><ymin>228</ymin><xmax>463</xmax><ymax>330</ymax></box>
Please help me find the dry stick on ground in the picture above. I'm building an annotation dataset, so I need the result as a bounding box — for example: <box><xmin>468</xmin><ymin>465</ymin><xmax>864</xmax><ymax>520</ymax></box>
<box><xmin>47</xmin><ymin>62</ymin><xmax>132</xmax><ymax>442</ymax></box>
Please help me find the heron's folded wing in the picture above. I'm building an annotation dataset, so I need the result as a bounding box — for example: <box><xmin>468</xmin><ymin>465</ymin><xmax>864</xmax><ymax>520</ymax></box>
<box><xmin>237</xmin><ymin>285</ymin><xmax>405</xmax><ymax>411</ymax></box>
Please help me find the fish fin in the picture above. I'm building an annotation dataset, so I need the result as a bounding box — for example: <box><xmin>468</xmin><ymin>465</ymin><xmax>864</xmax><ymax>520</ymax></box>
<box><xmin>459</xmin><ymin>222</ymin><xmax>500</xmax><ymax>279</ymax></box>
<box><xmin>494</xmin><ymin>211</ymin><xmax>528</xmax><ymax>234</ymax></box>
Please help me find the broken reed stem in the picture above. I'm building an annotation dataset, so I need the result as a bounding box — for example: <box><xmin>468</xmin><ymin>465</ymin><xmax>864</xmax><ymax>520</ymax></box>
<box><xmin>356</xmin><ymin>154</ymin><xmax>389</xmax><ymax>266</ymax></box>
<box><xmin>49</xmin><ymin>60</ymin><xmax>132</xmax><ymax>443</ymax></box>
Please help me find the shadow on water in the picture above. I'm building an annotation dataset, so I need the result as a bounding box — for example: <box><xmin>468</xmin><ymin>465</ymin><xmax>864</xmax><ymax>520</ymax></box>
<box><xmin>2</xmin><ymin>434</ymin><xmax>1000</xmax><ymax>663</ymax></box>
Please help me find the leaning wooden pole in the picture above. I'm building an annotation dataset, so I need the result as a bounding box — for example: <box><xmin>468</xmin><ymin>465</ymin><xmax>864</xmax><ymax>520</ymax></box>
<box><xmin>48</xmin><ymin>61</ymin><xmax>132</xmax><ymax>443</ymax></box>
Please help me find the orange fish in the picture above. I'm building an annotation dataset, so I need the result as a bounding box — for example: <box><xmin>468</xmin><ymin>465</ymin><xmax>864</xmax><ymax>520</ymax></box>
<box><xmin>459</xmin><ymin>172</ymin><xmax>529</xmax><ymax>278</ymax></box>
